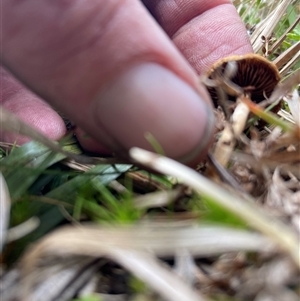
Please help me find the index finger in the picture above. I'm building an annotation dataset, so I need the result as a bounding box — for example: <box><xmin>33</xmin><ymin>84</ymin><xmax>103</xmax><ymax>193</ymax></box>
<box><xmin>144</xmin><ymin>0</ymin><xmax>253</xmax><ymax>73</ymax></box>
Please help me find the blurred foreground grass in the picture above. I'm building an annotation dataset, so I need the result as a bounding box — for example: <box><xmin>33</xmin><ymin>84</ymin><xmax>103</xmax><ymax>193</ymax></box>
<box><xmin>1</xmin><ymin>1</ymin><xmax>299</xmax><ymax>301</ymax></box>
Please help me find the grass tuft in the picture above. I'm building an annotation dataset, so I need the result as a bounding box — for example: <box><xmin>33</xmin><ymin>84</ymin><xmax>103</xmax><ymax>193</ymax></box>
<box><xmin>1</xmin><ymin>1</ymin><xmax>299</xmax><ymax>300</ymax></box>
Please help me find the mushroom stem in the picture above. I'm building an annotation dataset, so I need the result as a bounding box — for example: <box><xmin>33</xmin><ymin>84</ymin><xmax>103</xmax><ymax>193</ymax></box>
<box><xmin>214</xmin><ymin>97</ymin><xmax>250</xmax><ymax>166</ymax></box>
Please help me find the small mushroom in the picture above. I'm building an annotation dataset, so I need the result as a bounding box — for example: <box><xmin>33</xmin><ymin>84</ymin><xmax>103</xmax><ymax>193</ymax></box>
<box><xmin>204</xmin><ymin>54</ymin><xmax>281</xmax><ymax>166</ymax></box>
<box><xmin>206</xmin><ymin>53</ymin><xmax>281</xmax><ymax>107</ymax></box>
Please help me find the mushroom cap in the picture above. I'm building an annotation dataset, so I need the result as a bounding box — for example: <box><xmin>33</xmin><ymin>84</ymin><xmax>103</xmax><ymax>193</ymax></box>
<box><xmin>206</xmin><ymin>54</ymin><xmax>281</xmax><ymax>107</ymax></box>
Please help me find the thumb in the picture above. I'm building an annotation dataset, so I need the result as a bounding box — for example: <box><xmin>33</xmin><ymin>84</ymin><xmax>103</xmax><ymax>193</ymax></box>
<box><xmin>2</xmin><ymin>0</ymin><xmax>214</xmax><ymax>163</ymax></box>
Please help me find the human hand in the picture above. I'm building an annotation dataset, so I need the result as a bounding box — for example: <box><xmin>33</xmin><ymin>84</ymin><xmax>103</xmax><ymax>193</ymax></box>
<box><xmin>1</xmin><ymin>0</ymin><xmax>252</xmax><ymax>164</ymax></box>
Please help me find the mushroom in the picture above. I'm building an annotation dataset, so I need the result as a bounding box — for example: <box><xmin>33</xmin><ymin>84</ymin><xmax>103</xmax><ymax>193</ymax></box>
<box><xmin>204</xmin><ymin>54</ymin><xmax>281</xmax><ymax>166</ymax></box>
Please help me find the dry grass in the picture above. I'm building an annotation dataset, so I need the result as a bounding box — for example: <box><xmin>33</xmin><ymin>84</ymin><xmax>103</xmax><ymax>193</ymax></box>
<box><xmin>1</xmin><ymin>1</ymin><xmax>300</xmax><ymax>301</ymax></box>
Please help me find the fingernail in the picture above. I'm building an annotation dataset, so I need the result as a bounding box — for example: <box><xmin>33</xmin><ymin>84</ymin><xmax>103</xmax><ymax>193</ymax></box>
<box><xmin>92</xmin><ymin>63</ymin><xmax>214</xmax><ymax>164</ymax></box>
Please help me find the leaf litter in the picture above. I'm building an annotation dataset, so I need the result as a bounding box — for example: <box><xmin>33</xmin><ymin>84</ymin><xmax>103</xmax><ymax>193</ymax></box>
<box><xmin>1</xmin><ymin>0</ymin><xmax>300</xmax><ymax>300</ymax></box>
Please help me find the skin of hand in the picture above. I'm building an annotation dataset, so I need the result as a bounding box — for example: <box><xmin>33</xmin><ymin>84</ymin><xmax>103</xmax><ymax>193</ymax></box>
<box><xmin>1</xmin><ymin>0</ymin><xmax>252</xmax><ymax>165</ymax></box>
